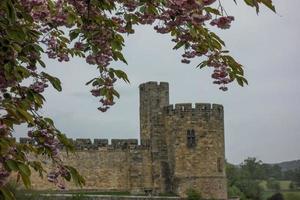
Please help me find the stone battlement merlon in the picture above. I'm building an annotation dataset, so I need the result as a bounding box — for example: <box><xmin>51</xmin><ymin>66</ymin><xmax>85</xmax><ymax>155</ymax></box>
<box><xmin>163</xmin><ymin>103</ymin><xmax>223</xmax><ymax>119</ymax></box>
<box><xmin>139</xmin><ymin>81</ymin><xmax>169</xmax><ymax>92</ymax></box>
<box><xmin>18</xmin><ymin>138</ymin><xmax>151</xmax><ymax>151</ymax></box>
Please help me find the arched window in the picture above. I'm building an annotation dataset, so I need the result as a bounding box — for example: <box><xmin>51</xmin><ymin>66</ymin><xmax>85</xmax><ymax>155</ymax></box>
<box><xmin>187</xmin><ymin>129</ymin><xmax>196</xmax><ymax>148</ymax></box>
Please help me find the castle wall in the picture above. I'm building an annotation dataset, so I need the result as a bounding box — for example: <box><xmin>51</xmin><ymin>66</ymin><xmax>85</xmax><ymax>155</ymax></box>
<box><xmin>22</xmin><ymin>139</ymin><xmax>152</xmax><ymax>194</ymax></box>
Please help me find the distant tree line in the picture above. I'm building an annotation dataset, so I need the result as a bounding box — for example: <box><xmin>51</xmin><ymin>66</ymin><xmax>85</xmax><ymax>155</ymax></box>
<box><xmin>227</xmin><ymin>157</ymin><xmax>300</xmax><ymax>200</ymax></box>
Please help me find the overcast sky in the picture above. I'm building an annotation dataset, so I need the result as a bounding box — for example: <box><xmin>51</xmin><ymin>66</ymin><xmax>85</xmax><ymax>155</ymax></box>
<box><xmin>15</xmin><ymin>0</ymin><xmax>300</xmax><ymax>164</ymax></box>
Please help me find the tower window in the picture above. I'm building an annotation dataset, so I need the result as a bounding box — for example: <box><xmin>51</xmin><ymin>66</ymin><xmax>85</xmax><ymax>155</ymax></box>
<box><xmin>187</xmin><ymin>129</ymin><xmax>196</xmax><ymax>148</ymax></box>
<box><xmin>217</xmin><ymin>158</ymin><xmax>223</xmax><ymax>172</ymax></box>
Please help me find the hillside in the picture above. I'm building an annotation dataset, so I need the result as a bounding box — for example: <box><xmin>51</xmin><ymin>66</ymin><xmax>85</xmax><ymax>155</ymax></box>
<box><xmin>273</xmin><ymin>160</ymin><xmax>300</xmax><ymax>171</ymax></box>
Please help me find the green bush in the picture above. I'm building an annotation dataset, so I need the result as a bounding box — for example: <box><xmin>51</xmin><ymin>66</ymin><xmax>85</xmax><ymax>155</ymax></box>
<box><xmin>228</xmin><ymin>185</ymin><xmax>247</xmax><ymax>200</ymax></box>
<box><xmin>236</xmin><ymin>180</ymin><xmax>264</xmax><ymax>200</ymax></box>
<box><xmin>186</xmin><ymin>189</ymin><xmax>202</xmax><ymax>200</ymax></box>
<box><xmin>267</xmin><ymin>179</ymin><xmax>280</xmax><ymax>191</ymax></box>
<box><xmin>289</xmin><ymin>182</ymin><xmax>296</xmax><ymax>190</ymax></box>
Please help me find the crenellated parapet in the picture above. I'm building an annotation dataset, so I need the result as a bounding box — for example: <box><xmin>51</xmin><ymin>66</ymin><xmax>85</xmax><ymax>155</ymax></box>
<box><xmin>162</xmin><ymin>103</ymin><xmax>223</xmax><ymax>120</ymax></box>
<box><xmin>139</xmin><ymin>81</ymin><xmax>169</xmax><ymax>91</ymax></box>
<box><xmin>18</xmin><ymin>138</ymin><xmax>151</xmax><ymax>151</ymax></box>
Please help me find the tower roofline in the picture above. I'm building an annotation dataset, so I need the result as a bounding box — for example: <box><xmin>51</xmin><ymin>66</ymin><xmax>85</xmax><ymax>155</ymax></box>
<box><xmin>139</xmin><ymin>81</ymin><xmax>169</xmax><ymax>88</ymax></box>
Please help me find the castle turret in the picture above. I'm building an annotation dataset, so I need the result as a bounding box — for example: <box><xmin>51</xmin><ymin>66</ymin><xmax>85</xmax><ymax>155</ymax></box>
<box><xmin>139</xmin><ymin>81</ymin><xmax>169</xmax><ymax>141</ymax></box>
<box><xmin>139</xmin><ymin>82</ymin><xmax>170</xmax><ymax>194</ymax></box>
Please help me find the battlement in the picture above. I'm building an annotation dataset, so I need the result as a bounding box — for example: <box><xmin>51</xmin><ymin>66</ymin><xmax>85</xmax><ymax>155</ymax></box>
<box><xmin>139</xmin><ymin>81</ymin><xmax>169</xmax><ymax>90</ymax></box>
<box><xmin>163</xmin><ymin>103</ymin><xmax>223</xmax><ymax>119</ymax></box>
<box><xmin>18</xmin><ymin>138</ymin><xmax>151</xmax><ymax>151</ymax></box>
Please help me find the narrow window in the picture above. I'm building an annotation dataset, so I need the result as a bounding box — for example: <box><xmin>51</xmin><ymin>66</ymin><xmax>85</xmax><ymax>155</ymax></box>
<box><xmin>217</xmin><ymin>158</ymin><xmax>223</xmax><ymax>172</ymax></box>
<box><xmin>187</xmin><ymin>129</ymin><xmax>196</xmax><ymax>148</ymax></box>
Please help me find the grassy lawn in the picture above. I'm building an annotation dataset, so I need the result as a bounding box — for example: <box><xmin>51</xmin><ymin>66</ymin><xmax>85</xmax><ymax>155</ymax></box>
<box><xmin>263</xmin><ymin>191</ymin><xmax>300</xmax><ymax>200</ymax></box>
<box><xmin>259</xmin><ymin>180</ymin><xmax>292</xmax><ymax>190</ymax></box>
<box><xmin>280</xmin><ymin>180</ymin><xmax>292</xmax><ymax>190</ymax></box>
<box><xmin>284</xmin><ymin>191</ymin><xmax>300</xmax><ymax>200</ymax></box>
<box><xmin>260</xmin><ymin>180</ymin><xmax>300</xmax><ymax>200</ymax></box>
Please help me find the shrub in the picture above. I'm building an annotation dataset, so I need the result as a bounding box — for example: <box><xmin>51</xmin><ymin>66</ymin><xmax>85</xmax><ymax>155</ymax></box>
<box><xmin>267</xmin><ymin>179</ymin><xmax>281</xmax><ymax>191</ymax></box>
<box><xmin>289</xmin><ymin>182</ymin><xmax>296</xmax><ymax>190</ymax></box>
<box><xmin>186</xmin><ymin>189</ymin><xmax>202</xmax><ymax>200</ymax></box>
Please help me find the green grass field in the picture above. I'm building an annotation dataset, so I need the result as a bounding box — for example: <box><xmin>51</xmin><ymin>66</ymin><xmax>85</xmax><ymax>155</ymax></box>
<box><xmin>263</xmin><ymin>190</ymin><xmax>300</xmax><ymax>200</ymax></box>
<box><xmin>259</xmin><ymin>180</ymin><xmax>292</xmax><ymax>190</ymax></box>
<box><xmin>284</xmin><ymin>191</ymin><xmax>300</xmax><ymax>200</ymax></box>
<box><xmin>260</xmin><ymin>180</ymin><xmax>300</xmax><ymax>200</ymax></box>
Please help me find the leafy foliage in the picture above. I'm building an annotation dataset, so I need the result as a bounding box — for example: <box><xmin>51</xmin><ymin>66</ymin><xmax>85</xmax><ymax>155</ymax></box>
<box><xmin>0</xmin><ymin>0</ymin><xmax>275</xmax><ymax>199</ymax></box>
<box><xmin>267</xmin><ymin>178</ymin><xmax>280</xmax><ymax>191</ymax></box>
<box><xmin>283</xmin><ymin>167</ymin><xmax>300</xmax><ymax>187</ymax></box>
<box><xmin>186</xmin><ymin>189</ymin><xmax>202</xmax><ymax>200</ymax></box>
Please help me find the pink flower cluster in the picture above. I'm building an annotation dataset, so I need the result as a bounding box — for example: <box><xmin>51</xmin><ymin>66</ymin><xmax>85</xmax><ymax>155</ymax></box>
<box><xmin>210</xmin><ymin>16</ymin><xmax>235</xmax><ymax>29</ymax></box>
<box><xmin>30</xmin><ymin>81</ymin><xmax>49</xmax><ymax>93</ymax></box>
<box><xmin>47</xmin><ymin>166</ymin><xmax>69</xmax><ymax>190</ymax></box>
<box><xmin>28</xmin><ymin>129</ymin><xmax>60</xmax><ymax>156</ymax></box>
<box><xmin>0</xmin><ymin>164</ymin><xmax>10</xmax><ymax>187</ymax></box>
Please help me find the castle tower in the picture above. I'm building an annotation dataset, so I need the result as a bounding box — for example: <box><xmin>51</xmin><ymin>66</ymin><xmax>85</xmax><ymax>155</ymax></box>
<box><xmin>162</xmin><ymin>103</ymin><xmax>227</xmax><ymax>199</ymax></box>
<box><xmin>139</xmin><ymin>81</ymin><xmax>169</xmax><ymax>141</ymax></box>
<box><xmin>139</xmin><ymin>82</ymin><xmax>170</xmax><ymax>194</ymax></box>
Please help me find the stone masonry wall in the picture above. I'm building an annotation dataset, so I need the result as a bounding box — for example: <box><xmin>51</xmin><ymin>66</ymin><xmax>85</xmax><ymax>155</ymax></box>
<box><xmin>22</xmin><ymin>139</ymin><xmax>152</xmax><ymax>195</ymax></box>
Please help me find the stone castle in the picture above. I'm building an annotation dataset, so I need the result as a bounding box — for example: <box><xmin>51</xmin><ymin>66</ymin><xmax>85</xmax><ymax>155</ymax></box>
<box><xmin>22</xmin><ymin>81</ymin><xmax>227</xmax><ymax>199</ymax></box>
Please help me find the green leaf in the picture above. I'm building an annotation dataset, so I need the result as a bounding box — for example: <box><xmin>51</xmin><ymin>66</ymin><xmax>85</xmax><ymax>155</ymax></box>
<box><xmin>197</xmin><ymin>61</ymin><xmax>208</xmax><ymax>69</ymax></box>
<box><xmin>29</xmin><ymin>161</ymin><xmax>45</xmax><ymax>178</ymax></box>
<box><xmin>69</xmin><ymin>29</ymin><xmax>80</xmax><ymax>41</ymax></box>
<box><xmin>7</xmin><ymin>28</ymin><xmax>27</xmax><ymax>42</ymax></box>
<box><xmin>20</xmin><ymin>173</ymin><xmax>31</xmax><ymax>189</ymax></box>
<box><xmin>204</xmin><ymin>7</ymin><xmax>221</xmax><ymax>15</ymax></box>
<box><xmin>244</xmin><ymin>0</ymin><xmax>260</xmax><ymax>13</ymax></box>
<box><xmin>38</xmin><ymin>59</ymin><xmax>46</xmax><ymax>68</ymax></box>
<box><xmin>112</xmin><ymin>89</ymin><xmax>120</xmax><ymax>98</ymax></box>
<box><xmin>260</xmin><ymin>0</ymin><xmax>276</xmax><ymax>12</ymax></box>
<box><xmin>173</xmin><ymin>41</ymin><xmax>185</xmax><ymax>50</ymax></box>
<box><xmin>114</xmin><ymin>70</ymin><xmax>129</xmax><ymax>83</ymax></box>
<box><xmin>41</xmin><ymin>72</ymin><xmax>62</xmax><ymax>91</ymax></box>
<box><xmin>65</xmin><ymin>166</ymin><xmax>85</xmax><ymax>187</ymax></box>
<box><xmin>210</xmin><ymin>32</ymin><xmax>225</xmax><ymax>46</ymax></box>
<box><xmin>18</xmin><ymin>163</ymin><xmax>31</xmax><ymax>177</ymax></box>
<box><xmin>16</xmin><ymin>108</ymin><xmax>34</xmax><ymax>123</ymax></box>
<box><xmin>44</xmin><ymin>117</ymin><xmax>54</xmax><ymax>126</ymax></box>
<box><xmin>5</xmin><ymin>160</ymin><xmax>19</xmax><ymax>171</ymax></box>
<box><xmin>57</xmin><ymin>133</ymin><xmax>74</xmax><ymax>152</ymax></box>
<box><xmin>6</xmin><ymin>0</ymin><xmax>16</xmax><ymax>24</ymax></box>
<box><xmin>113</xmin><ymin>51</ymin><xmax>128</xmax><ymax>64</ymax></box>
<box><xmin>32</xmin><ymin>44</ymin><xmax>44</xmax><ymax>53</ymax></box>
<box><xmin>236</xmin><ymin>76</ymin><xmax>248</xmax><ymax>87</ymax></box>
<box><xmin>85</xmin><ymin>78</ymin><xmax>97</xmax><ymax>86</ymax></box>
<box><xmin>0</xmin><ymin>186</ymin><xmax>16</xmax><ymax>200</ymax></box>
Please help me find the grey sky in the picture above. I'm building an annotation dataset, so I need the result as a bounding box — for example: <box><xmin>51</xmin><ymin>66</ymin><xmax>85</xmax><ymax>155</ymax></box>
<box><xmin>15</xmin><ymin>0</ymin><xmax>300</xmax><ymax>164</ymax></box>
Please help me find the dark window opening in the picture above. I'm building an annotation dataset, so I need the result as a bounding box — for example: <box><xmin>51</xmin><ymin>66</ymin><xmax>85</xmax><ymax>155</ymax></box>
<box><xmin>217</xmin><ymin>158</ymin><xmax>223</xmax><ymax>172</ymax></box>
<box><xmin>187</xmin><ymin>129</ymin><xmax>196</xmax><ymax>148</ymax></box>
